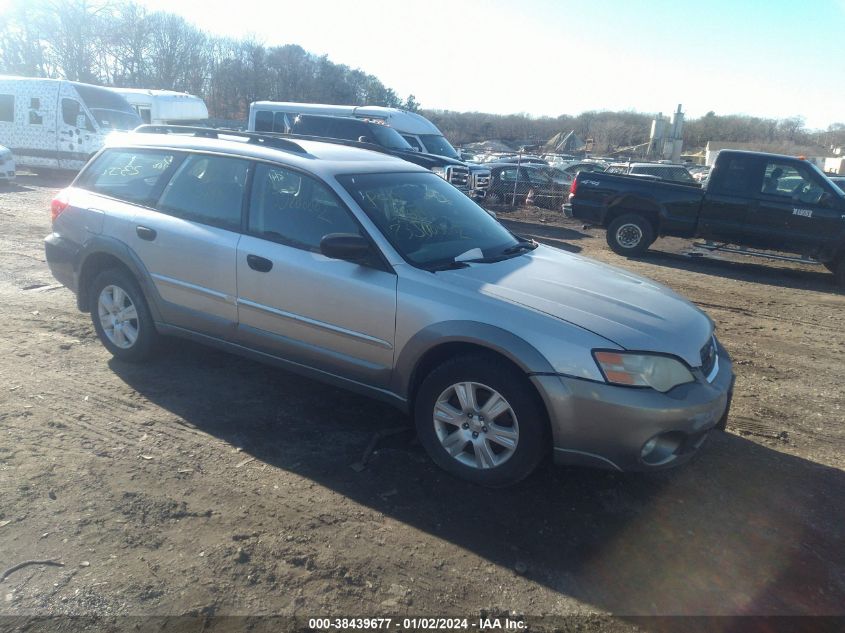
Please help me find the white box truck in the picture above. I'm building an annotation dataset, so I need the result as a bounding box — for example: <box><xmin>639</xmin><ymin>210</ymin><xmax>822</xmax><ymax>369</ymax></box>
<box><xmin>108</xmin><ymin>88</ymin><xmax>209</xmax><ymax>125</ymax></box>
<box><xmin>0</xmin><ymin>76</ymin><xmax>142</xmax><ymax>171</ymax></box>
<box><xmin>248</xmin><ymin>101</ymin><xmax>490</xmax><ymax>196</ymax></box>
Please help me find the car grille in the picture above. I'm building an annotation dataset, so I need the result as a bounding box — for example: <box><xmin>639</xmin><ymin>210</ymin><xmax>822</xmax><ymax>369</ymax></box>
<box><xmin>700</xmin><ymin>337</ymin><xmax>717</xmax><ymax>379</ymax></box>
<box><xmin>471</xmin><ymin>171</ymin><xmax>491</xmax><ymax>190</ymax></box>
<box><xmin>446</xmin><ymin>166</ymin><xmax>469</xmax><ymax>188</ymax></box>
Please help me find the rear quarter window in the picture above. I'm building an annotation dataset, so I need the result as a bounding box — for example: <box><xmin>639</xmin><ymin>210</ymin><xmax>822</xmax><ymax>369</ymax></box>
<box><xmin>77</xmin><ymin>149</ymin><xmax>182</xmax><ymax>206</ymax></box>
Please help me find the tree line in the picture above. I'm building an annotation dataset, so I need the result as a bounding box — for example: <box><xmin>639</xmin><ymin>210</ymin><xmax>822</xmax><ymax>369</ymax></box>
<box><xmin>2</xmin><ymin>0</ymin><xmax>843</xmax><ymax>153</ymax></box>
<box><xmin>0</xmin><ymin>0</ymin><xmax>417</xmax><ymax>119</ymax></box>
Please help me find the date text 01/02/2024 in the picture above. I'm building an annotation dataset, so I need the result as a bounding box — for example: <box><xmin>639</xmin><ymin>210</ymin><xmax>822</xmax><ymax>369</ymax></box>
<box><xmin>307</xmin><ymin>617</ymin><xmax>527</xmax><ymax>630</ymax></box>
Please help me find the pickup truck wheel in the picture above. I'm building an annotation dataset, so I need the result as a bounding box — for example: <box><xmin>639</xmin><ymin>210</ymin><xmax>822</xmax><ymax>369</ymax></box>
<box><xmin>835</xmin><ymin>260</ymin><xmax>845</xmax><ymax>288</ymax></box>
<box><xmin>606</xmin><ymin>213</ymin><xmax>655</xmax><ymax>257</ymax></box>
<box><xmin>414</xmin><ymin>355</ymin><xmax>548</xmax><ymax>487</ymax></box>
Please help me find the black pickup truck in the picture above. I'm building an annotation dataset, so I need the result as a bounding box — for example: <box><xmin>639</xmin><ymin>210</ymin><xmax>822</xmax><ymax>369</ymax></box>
<box><xmin>566</xmin><ymin>150</ymin><xmax>845</xmax><ymax>285</ymax></box>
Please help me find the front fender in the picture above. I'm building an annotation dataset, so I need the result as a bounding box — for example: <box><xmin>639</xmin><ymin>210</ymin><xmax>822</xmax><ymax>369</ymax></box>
<box><xmin>391</xmin><ymin>320</ymin><xmax>556</xmax><ymax>401</ymax></box>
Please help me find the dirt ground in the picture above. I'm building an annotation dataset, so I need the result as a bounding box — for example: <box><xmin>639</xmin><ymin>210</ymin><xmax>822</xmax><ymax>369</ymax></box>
<box><xmin>1</xmin><ymin>173</ymin><xmax>844</xmax><ymax>630</ymax></box>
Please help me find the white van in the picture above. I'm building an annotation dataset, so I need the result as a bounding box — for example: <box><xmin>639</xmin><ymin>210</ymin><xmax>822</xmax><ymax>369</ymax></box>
<box><xmin>248</xmin><ymin>101</ymin><xmax>461</xmax><ymax>160</ymax></box>
<box><xmin>0</xmin><ymin>76</ymin><xmax>142</xmax><ymax>171</ymax></box>
<box><xmin>108</xmin><ymin>88</ymin><xmax>209</xmax><ymax>125</ymax></box>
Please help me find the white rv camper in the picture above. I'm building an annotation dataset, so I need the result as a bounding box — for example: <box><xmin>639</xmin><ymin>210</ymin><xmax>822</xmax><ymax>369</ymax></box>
<box><xmin>0</xmin><ymin>76</ymin><xmax>142</xmax><ymax>171</ymax></box>
<box><xmin>109</xmin><ymin>88</ymin><xmax>209</xmax><ymax>125</ymax></box>
<box><xmin>248</xmin><ymin>101</ymin><xmax>463</xmax><ymax>161</ymax></box>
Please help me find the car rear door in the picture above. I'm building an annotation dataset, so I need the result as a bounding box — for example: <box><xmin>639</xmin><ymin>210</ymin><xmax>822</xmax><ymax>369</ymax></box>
<box><xmin>122</xmin><ymin>151</ymin><xmax>247</xmax><ymax>338</ymax></box>
<box><xmin>697</xmin><ymin>154</ymin><xmax>762</xmax><ymax>244</ymax></box>
<box><xmin>235</xmin><ymin>162</ymin><xmax>397</xmax><ymax>388</ymax></box>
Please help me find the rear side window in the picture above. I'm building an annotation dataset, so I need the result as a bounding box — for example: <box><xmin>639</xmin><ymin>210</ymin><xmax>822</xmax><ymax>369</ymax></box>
<box><xmin>710</xmin><ymin>156</ymin><xmax>757</xmax><ymax>195</ymax></box>
<box><xmin>0</xmin><ymin>94</ymin><xmax>13</xmax><ymax>122</ymax></box>
<box><xmin>248</xmin><ymin>162</ymin><xmax>360</xmax><ymax>251</ymax></box>
<box><xmin>158</xmin><ymin>154</ymin><xmax>248</xmax><ymax>231</ymax></box>
<box><xmin>78</xmin><ymin>149</ymin><xmax>181</xmax><ymax>206</ymax></box>
<box><xmin>254</xmin><ymin>110</ymin><xmax>273</xmax><ymax>132</ymax></box>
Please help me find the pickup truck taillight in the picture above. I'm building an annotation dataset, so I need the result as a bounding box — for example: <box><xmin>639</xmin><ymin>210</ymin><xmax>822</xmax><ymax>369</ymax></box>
<box><xmin>50</xmin><ymin>189</ymin><xmax>70</xmax><ymax>223</ymax></box>
<box><xmin>569</xmin><ymin>175</ymin><xmax>578</xmax><ymax>196</ymax></box>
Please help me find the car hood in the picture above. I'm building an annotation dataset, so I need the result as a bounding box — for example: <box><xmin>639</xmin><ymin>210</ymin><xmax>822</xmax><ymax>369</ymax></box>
<box><xmin>440</xmin><ymin>245</ymin><xmax>713</xmax><ymax>367</ymax></box>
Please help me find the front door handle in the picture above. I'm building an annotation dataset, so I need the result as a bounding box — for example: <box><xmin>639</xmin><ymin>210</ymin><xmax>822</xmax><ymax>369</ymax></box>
<box><xmin>247</xmin><ymin>254</ymin><xmax>273</xmax><ymax>272</ymax></box>
<box><xmin>136</xmin><ymin>225</ymin><xmax>157</xmax><ymax>241</ymax></box>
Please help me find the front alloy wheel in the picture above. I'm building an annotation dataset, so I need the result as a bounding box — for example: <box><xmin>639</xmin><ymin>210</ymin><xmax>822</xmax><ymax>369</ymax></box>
<box><xmin>414</xmin><ymin>355</ymin><xmax>548</xmax><ymax>486</ymax></box>
<box><xmin>433</xmin><ymin>381</ymin><xmax>519</xmax><ymax>469</ymax></box>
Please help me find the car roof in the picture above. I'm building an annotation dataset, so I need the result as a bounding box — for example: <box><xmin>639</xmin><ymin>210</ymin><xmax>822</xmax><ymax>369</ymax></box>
<box><xmin>104</xmin><ymin>130</ymin><xmax>428</xmax><ymax>177</ymax></box>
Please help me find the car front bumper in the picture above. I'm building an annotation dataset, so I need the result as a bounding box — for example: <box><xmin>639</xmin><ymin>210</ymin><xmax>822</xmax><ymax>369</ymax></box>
<box><xmin>531</xmin><ymin>343</ymin><xmax>734</xmax><ymax>472</ymax></box>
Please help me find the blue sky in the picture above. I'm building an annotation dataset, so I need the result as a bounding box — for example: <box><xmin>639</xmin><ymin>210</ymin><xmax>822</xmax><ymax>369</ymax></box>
<box><xmin>133</xmin><ymin>0</ymin><xmax>844</xmax><ymax>128</ymax></box>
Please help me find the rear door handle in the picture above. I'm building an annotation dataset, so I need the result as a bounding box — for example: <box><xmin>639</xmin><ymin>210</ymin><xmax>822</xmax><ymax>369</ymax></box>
<box><xmin>247</xmin><ymin>254</ymin><xmax>273</xmax><ymax>272</ymax></box>
<box><xmin>136</xmin><ymin>225</ymin><xmax>157</xmax><ymax>241</ymax></box>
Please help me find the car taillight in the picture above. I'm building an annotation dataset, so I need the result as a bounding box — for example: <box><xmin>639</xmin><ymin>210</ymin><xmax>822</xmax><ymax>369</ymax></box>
<box><xmin>50</xmin><ymin>190</ymin><xmax>70</xmax><ymax>223</ymax></box>
<box><xmin>569</xmin><ymin>175</ymin><xmax>578</xmax><ymax>196</ymax></box>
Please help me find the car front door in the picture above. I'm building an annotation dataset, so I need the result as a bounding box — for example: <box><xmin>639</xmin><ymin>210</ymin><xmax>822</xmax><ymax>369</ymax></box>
<box><xmin>235</xmin><ymin>162</ymin><xmax>397</xmax><ymax>388</ymax></box>
<box><xmin>57</xmin><ymin>88</ymin><xmax>100</xmax><ymax>170</ymax></box>
<box><xmin>751</xmin><ymin>161</ymin><xmax>843</xmax><ymax>257</ymax></box>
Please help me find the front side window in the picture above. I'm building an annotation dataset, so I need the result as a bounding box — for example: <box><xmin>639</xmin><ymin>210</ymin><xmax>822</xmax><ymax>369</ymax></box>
<box><xmin>158</xmin><ymin>154</ymin><xmax>248</xmax><ymax>231</ymax></box>
<box><xmin>248</xmin><ymin>163</ymin><xmax>361</xmax><ymax>251</ymax></box>
<box><xmin>402</xmin><ymin>135</ymin><xmax>424</xmax><ymax>152</ymax></box>
<box><xmin>61</xmin><ymin>98</ymin><xmax>95</xmax><ymax>130</ymax></box>
<box><xmin>761</xmin><ymin>162</ymin><xmax>824</xmax><ymax>204</ymax></box>
<box><xmin>78</xmin><ymin>149</ymin><xmax>181</xmax><ymax>205</ymax></box>
<box><xmin>339</xmin><ymin>172</ymin><xmax>519</xmax><ymax>269</ymax></box>
<box><xmin>417</xmin><ymin>134</ymin><xmax>460</xmax><ymax>160</ymax></box>
<box><xmin>0</xmin><ymin>94</ymin><xmax>13</xmax><ymax>122</ymax></box>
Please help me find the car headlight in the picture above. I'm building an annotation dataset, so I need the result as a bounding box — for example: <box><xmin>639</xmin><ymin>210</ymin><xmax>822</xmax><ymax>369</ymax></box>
<box><xmin>593</xmin><ymin>350</ymin><xmax>695</xmax><ymax>392</ymax></box>
<box><xmin>431</xmin><ymin>166</ymin><xmax>447</xmax><ymax>180</ymax></box>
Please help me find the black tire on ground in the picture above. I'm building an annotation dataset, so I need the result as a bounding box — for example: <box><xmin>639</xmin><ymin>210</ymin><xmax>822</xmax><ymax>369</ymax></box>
<box><xmin>835</xmin><ymin>260</ymin><xmax>845</xmax><ymax>289</ymax></box>
<box><xmin>414</xmin><ymin>354</ymin><xmax>549</xmax><ymax>487</ymax></box>
<box><xmin>606</xmin><ymin>213</ymin><xmax>655</xmax><ymax>257</ymax></box>
<box><xmin>486</xmin><ymin>190</ymin><xmax>504</xmax><ymax>205</ymax></box>
<box><xmin>89</xmin><ymin>268</ymin><xmax>158</xmax><ymax>362</ymax></box>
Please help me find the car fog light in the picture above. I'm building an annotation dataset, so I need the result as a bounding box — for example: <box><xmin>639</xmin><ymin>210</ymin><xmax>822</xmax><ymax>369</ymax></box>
<box><xmin>640</xmin><ymin>432</ymin><xmax>684</xmax><ymax>466</ymax></box>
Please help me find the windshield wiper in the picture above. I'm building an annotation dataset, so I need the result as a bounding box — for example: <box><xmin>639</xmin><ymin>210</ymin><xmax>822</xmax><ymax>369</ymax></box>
<box><xmin>424</xmin><ymin>260</ymin><xmax>470</xmax><ymax>272</ymax></box>
<box><xmin>501</xmin><ymin>240</ymin><xmax>538</xmax><ymax>255</ymax></box>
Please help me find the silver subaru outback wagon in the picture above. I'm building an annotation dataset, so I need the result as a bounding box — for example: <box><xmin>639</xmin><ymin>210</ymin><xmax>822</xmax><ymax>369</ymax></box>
<box><xmin>45</xmin><ymin>127</ymin><xmax>734</xmax><ymax>487</ymax></box>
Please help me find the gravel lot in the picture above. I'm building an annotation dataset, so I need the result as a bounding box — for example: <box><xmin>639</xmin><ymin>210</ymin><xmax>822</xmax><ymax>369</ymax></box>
<box><xmin>1</xmin><ymin>173</ymin><xmax>844</xmax><ymax>628</ymax></box>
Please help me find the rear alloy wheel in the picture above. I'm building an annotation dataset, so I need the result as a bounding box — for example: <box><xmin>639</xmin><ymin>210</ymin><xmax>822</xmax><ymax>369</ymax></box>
<box><xmin>415</xmin><ymin>355</ymin><xmax>548</xmax><ymax>486</ymax></box>
<box><xmin>90</xmin><ymin>268</ymin><xmax>157</xmax><ymax>362</ymax></box>
<box><xmin>606</xmin><ymin>213</ymin><xmax>655</xmax><ymax>257</ymax></box>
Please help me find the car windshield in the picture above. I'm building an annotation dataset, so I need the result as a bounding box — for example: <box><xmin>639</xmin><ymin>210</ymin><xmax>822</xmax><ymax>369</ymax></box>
<box><xmin>338</xmin><ymin>172</ymin><xmax>522</xmax><ymax>269</ymax></box>
<box><xmin>418</xmin><ymin>134</ymin><xmax>460</xmax><ymax>160</ymax></box>
<box><xmin>369</xmin><ymin>125</ymin><xmax>415</xmax><ymax>151</ymax></box>
<box><xmin>90</xmin><ymin>108</ymin><xmax>142</xmax><ymax>131</ymax></box>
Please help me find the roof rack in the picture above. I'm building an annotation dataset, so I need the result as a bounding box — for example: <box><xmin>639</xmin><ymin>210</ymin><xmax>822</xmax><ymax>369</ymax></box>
<box><xmin>132</xmin><ymin>124</ymin><xmax>308</xmax><ymax>154</ymax></box>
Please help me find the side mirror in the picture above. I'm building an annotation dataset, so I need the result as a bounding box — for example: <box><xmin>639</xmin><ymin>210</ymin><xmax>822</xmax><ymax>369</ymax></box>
<box><xmin>320</xmin><ymin>233</ymin><xmax>373</xmax><ymax>264</ymax></box>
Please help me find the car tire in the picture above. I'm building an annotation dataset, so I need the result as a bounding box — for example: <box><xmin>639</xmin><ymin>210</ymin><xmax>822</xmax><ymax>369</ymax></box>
<box><xmin>90</xmin><ymin>268</ymin><xmax>157</xmax><ymax>362</ymax></box>
<box><xmin>414</xmin><ymin>354</ymin><xmax>549</xmax><ymax>487</ymax></box>
<box><xmin>606</xmin><ymin>213</ymin><xmax>655</xmax><ymax>257</ymax></box>
<box><xmin>487</xmin><ymin>191</ymin><xmax>503</xmax><ymax>205</ymax></box>
<box><xmin>835</xmin><ymin>259</ymin><xmax>845</xmax><ymax>289</ymax></box>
